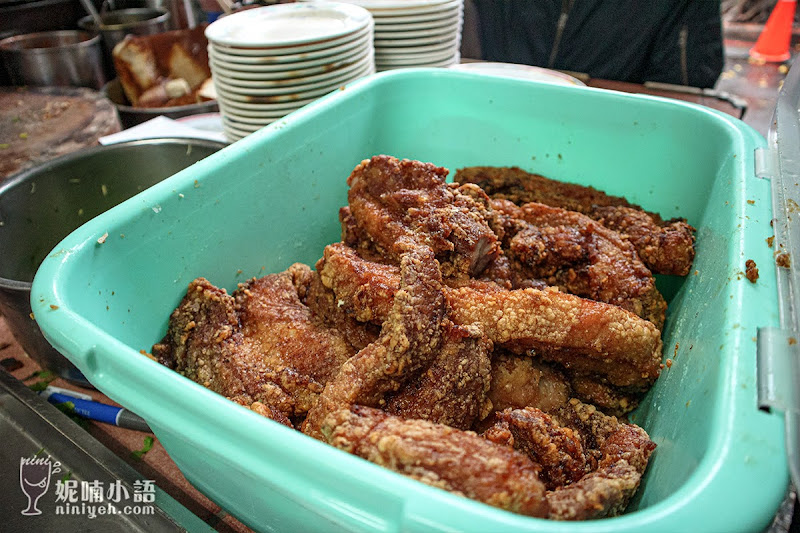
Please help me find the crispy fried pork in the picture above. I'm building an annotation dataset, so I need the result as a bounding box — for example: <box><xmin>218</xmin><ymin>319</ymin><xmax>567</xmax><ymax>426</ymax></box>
<box><xmin>346</xmin><ymin>155</ymin><xmax>500</xmax><ymax>277</ymax></box>
<box><xmin>301</xmin><ymin>245</ymin><xmax>447</xmax><ymax>440</ymax></box>
<box><xmin>153</xmin><ymin>155</ymin><xmax>676</xmax><ymax>522</ymax></box>
<box><xmin>482</xmin><ymin>400</ymin><xmax>656</xmax><ymax>520</ymax></box>
<box><xmin>322</xmin><ymin>405</ymin><xmax>549</xmax><ymax>518</ymax></box>
<box><xmin>386</xmin><ymin>322</ymin><xmax>493</xmax><ymax>430</ymax></box>
<box><xmin>152</xmin><ymin>267</ymin><xmax>356</xmax><ymax>420</ymax></box>
<box><xmin>455</xmin><ymin>166</ymin><xmax>695</xmax><ymax>276</ymax></box>
<box><xmin>317</xmin><ymin>242</ymin><xmax>663</xmax><ymax>391</ymax></box>
<box><xmin>491</xmin><ymin>199</ymin><xmax>667</xmax><ymax>328</ymax></box>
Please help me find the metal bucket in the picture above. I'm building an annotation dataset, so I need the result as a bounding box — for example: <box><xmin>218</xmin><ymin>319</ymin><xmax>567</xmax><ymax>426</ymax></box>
<box><xmin>0</xmin><ymin>138</ymin><xmax>225</xmax><ymax>386</ymax></box>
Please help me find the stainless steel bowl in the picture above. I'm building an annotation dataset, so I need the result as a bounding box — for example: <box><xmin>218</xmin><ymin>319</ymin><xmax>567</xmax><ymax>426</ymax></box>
<box><xmin>0</xmin><ymin>138</ymin><xmax>225</xmax><ymax>386</ymax></box>
<box><xmin>104</xmin><ymin>77</ymin><xmax>219</xmax><ymax>129</ymax></box>
<box><xmin>0</xmin><ymin>30</ymin><xmax>106</xmax><ymax>89</ymax></box>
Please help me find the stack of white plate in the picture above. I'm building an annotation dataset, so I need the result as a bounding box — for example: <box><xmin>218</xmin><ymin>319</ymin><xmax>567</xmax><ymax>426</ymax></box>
<box><xmin>301</xmin><ymin>0</ymin><xmax>463</xmax><ymax>71</ymax></box>
<box><xmin>205</xmin><ymin>2</ymin><xmax>375</xmax><ymax>142</ymax></box>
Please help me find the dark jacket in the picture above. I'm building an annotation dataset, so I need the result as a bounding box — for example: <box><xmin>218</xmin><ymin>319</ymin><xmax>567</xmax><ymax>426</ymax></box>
<box><xmin>472</xmin><ymin>0</ymin><xmax>724</xmax><ymax>88</ymax></box>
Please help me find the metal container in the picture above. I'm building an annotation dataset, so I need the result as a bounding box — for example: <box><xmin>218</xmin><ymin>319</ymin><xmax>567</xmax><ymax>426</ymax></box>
<box><xmin>104</xmin><ymin>77</ymin><xmax>218</xmax><ymax>129</ymax></box>
<box><xmin>0</xmin><ymin>30</ymin><xmax>105</xmax><ymax>89</ymax></box>
<box><xmin>78</xmin><ymin>8</ymin><xmax>171</xmax><ymax>77</ymax></box>
<box><xmin>0</xmin><ymin>138</ymin><xmax>225</xmax><ymax>387</ymax></box>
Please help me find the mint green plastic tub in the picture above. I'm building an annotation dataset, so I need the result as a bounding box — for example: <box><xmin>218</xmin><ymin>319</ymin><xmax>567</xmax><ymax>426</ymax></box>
<box><xmin>32</xmin><ymin>69</ymin><xmax>787</xmax><ymax>532</ymax></box>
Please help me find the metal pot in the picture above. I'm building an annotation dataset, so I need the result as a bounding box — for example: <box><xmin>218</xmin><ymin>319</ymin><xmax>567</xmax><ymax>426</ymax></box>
<box><xmin>78</xmin><ymin>8</ymin><xmax>171</xmax><ymax>77</ymax></box>
<box><xmin>0</xmin><ymin>138</ymin><xmax>225</xmax><ymax>386</ymax></box>
<box><xmin>0</xmin><ymin>30</ymin><xmax>106</xmax><ymax>89</ymax></box>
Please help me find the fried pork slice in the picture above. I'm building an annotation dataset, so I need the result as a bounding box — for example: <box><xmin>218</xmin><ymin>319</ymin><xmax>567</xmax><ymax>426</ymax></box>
<box><xmin>454</xmin><ymin>166</ymin><xmax>695</xmax><ymax>276</ymax></box>
<box><xmin>447</xmin><ymin>285</ymin><xmax>662</xmax><ymax>390</ymax></box>
<box><xmin>493</xmin><ymin>199</ymin><xmax>667</xmax><ymax>328</ymax></box>
<box><xmin>482</xmin><ymin>400</ymin><xmax>656</xmax><ymax>520</ymax></box>
<box><xmin>301</xmin><ymin>245</ymin><xmax>447</xmax><ymax>440</ymax></box>
<box><xmin>386</xmin><ymin>323</ymin><xmax>493</xmax><ymax>430</ymax></box>
<box><xmin>487</xmin><ymin>351</ymin><xmax>572</xmax><ymax>415</ymax></box>
<box><xmin>482</xmin><ymin>407</ymin><xmax>589</xmax><ymax>491</ymax></box>
<box><xmin>234</xmin><ymin>269</ymin><xmax>354</xmax><ymax>391</ymax></box>
<box><xmin>346</xmin><ymin>155</ymin><xmax>500</xmax><ymax>277</ymax></box>
<box><xmin>322</xmin><ymin>405</ymin><xmax>549</xmax><ymax>518</ymax></box>
<box><xmin>567</xmin><ymin>375</ymin><xmax>642</xmax><ymax>418</ymax></box>
<box><xmin>545</xmin><ymin>399</ymin><xmax>657</xmax><ymax>520</ymax></box>
<box><xmin>152</xmin><ymin>278</ymin><xmax>312</xmax><ymax>419</ymax></box>
<box><xmin>318</xmin><ymin>243</ymin><xmax>663</xmax><ymax>391</ymax></box>
<box><xmin>591</xmin><ymin>205</ymin><xmax>696</xmax><ymax>276</ymax></box>
<box><xmin>300</xmin><ymin>264</ymin><xmax>380</xmax><ymax>351</ymax></box>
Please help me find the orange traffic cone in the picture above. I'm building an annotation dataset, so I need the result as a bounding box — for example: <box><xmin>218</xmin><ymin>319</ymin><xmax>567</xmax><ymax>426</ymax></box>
<box><xmin>750</xmin><ymin>0</ymin><xmax>797</xmax><ymax>62</ymax></box>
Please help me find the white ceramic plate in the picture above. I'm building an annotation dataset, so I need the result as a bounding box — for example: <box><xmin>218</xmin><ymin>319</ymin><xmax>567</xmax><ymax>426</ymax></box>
<box><xmin>375</xmin><ymin>44</ymin><xmax>457</xmax><ymax>62</ymax></box>
<box><xmin>374</xmin><ymin>20</ymin><xmax>459</xmax><ymax>39</ymax></box>
<box><xmin>311</xmin><ymin>0</ymin><xmax>453</xmax><ymax>9</ymax></box>
<box><xmin>449</xmin><ymin>62</ymin><xmax>586</xmax><ymax>86</ymax></box>
<box><xmin>336</xmin><ymin>0</ymin><xmax>460</xmax><ymax>15</ymax></box>
<box><xmin>205</xmin><ymin>2</ymin><xmax>372</xmax><ymax>48</ymax></box>
<box><xmin>213</xmin><ymin>53</ymin><xmax>373</xmax><ymax>95</ymax></box>
<box><xmin>377</xmin><ymin>56</ymin><xmax>457</xmax><ymax>70</ymax></box>
<box><xmin>214</xmin><ymin>63</ymin><xmax>374</xmax><ymax>103</ymax></box>
<box><xmin>213</xmin><ymin>52</ymin><xmax>373</xmax><ymax>89</ymax></box>
<box><xmin>208</xmin><ymin>20</ymin><xmax>372</xmax><ymax>58</ymax></box>
<box><xmin>220</xmin><ymin>94</ymin><xmax>317</xmax><ymax>112</ymax></box>
<box><xmin>220</xmin><ymin>104</ymin><xmax>298</xmax><ymax>121</ymax></box>
<box><xmin>374</xmin><ymin>31</ymin><xmax>459</xmax><ymax>48</ymax></box>
<box><xmin>209</xmin><ymin>42</ymin><xmax>370</xmax><ymax>80</ymax></box>
<box><xmin>208</xmin><ymin>30</ymin><xmax>371</xmax><ymax>68</ymax></box>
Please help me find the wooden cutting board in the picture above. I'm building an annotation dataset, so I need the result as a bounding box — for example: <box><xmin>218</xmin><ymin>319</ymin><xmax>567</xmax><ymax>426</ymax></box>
<box><xmin>0</xmin><ymin>86</ymin><xmax>121</xmax><ymax>179</ymax></box>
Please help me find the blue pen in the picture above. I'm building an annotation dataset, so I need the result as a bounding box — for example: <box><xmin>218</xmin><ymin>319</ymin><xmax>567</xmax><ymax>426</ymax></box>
<box><xmin>40</xmin><ymin>386</ymin><xmax>151</xmax><ymax>432</ymax></box>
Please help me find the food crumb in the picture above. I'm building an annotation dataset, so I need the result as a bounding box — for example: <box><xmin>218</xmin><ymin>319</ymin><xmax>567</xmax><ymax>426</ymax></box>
<box><xmin>685</xmin><ymin>400</ymin><xmax>691</xmax><ymax>407</ymax></box>
<box><xmin>790</xmin><ymin>337</ymin><xmax>797</xmax><ymax>346</ymax></box>
<box><xmin>776</xmin><ymin>252</ymin><xmax>791</xmax><ymax>268</ymax></box>
<box><xmin>747</xmin><ymin>199</ymin><xmax>755</xmax><ymax>205</ymax></box>
<box><xmin>101</xmin><ymin>184</ymin><xmax>108</xmax><ymax>196</ymax></box>
<box><xmin>745</xmin><ymin>259</ymin><xmax>759</xmax><ymax>283</ymax></box>
<box><xmin>49</xmin><ymin>304</ymin><xmax>58</xmax><ymax>310</ymax></box>
<box><xmin>665</xmin><ymin>359</ymin><xmax>673</xmax><ymax>368</ymax></box>
<box><xmin>97</xmin><ymin>232</ymin><xmax>108</xmax><ymax>244</ymax></box>
<box><xmin>767</xmin><ymin>236</ymin><xmax>775</xmax><ymax>248</ymax></box>
<box><xmin>140</xmin><ymin>349</ymin><xmax>157</xmax><ymax>361</ymax></box>
<box><xmin>19</xmin><ymin>132</ymin><xmax>28</xmax><ymax>139</ymax></box>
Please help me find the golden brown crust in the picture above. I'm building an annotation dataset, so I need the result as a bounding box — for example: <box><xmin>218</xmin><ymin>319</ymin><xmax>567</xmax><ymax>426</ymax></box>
<box><xmin>455</xmin><ymin>166</ymin><xmax>696</xmax><ymax>276</ymax></box>
<box><xmin>347</xmin><ymin>155</ymin><xmax>500</xmax><ymax>277</ymax></box>
<box><xmin>322</xmin><ymin>405</ymin><xmax>549</xmax><ymax>518</ymax></box>
<box><xmin>445</xmin><ymin>285</ymin><xmax>662</xmax><ymax>390</ymax></box>
<box><xmin>482</xmin><ymin>400</ymin><xmax>656</xmax><ymax>520</ymax></box>
<box><xmin>386</xmin><ymin>323</ymin><xmax>493</xmax><ymax>430</ymax></box>
<box><xmin>492</xmin><ymin>199</ymin><xmax>667</xmax><ymax>329</ymax></box>
<box><xmin>318</xmin><ymin>242</ymin><xmax>663</xmax><ymax>390</ymax></box>
<box><xmin>302</xmin><ymin>245</ymin><xmax>447</xmax><ymax>440</ymax></box>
